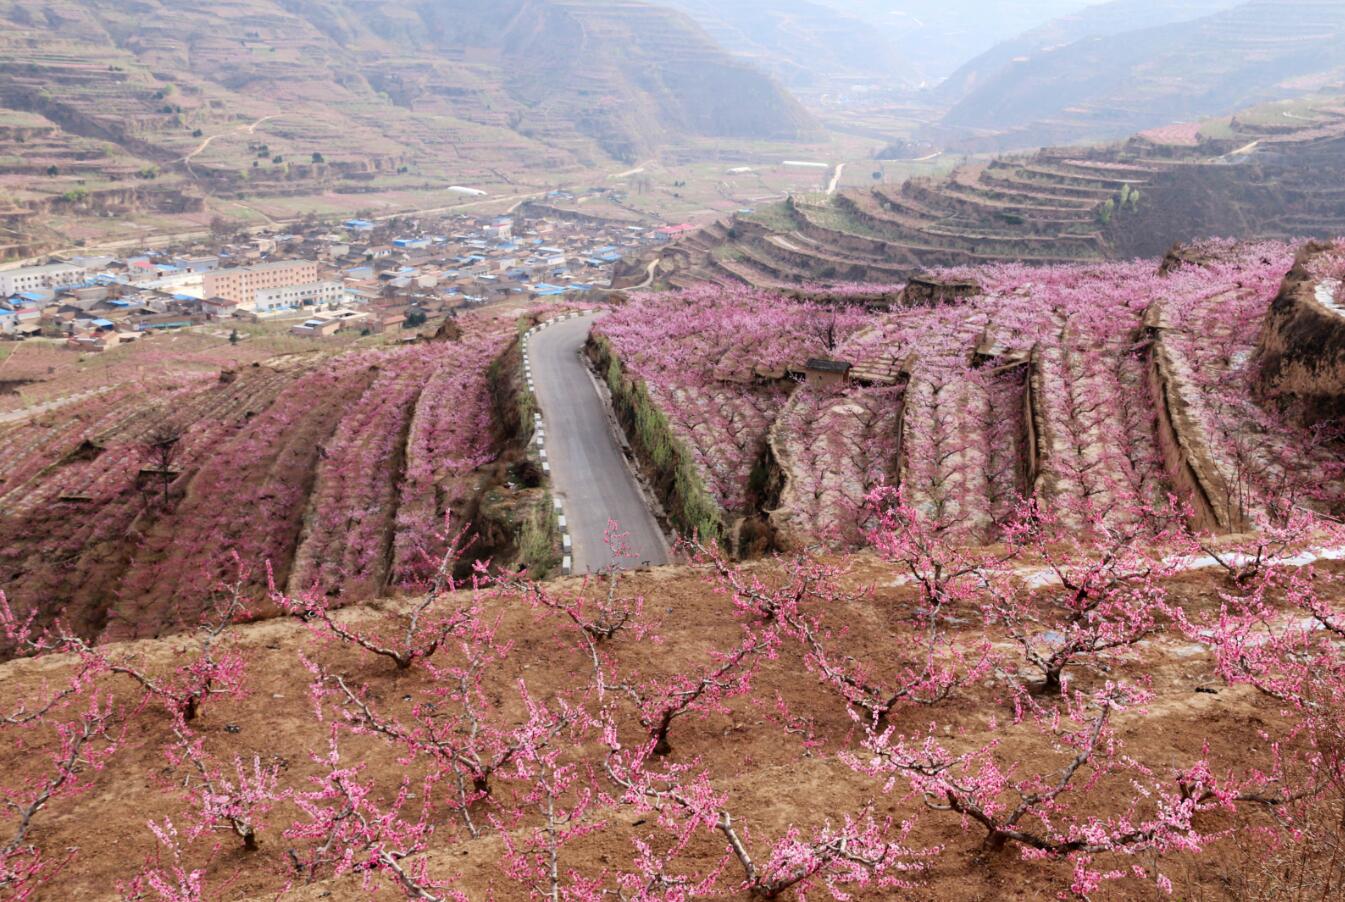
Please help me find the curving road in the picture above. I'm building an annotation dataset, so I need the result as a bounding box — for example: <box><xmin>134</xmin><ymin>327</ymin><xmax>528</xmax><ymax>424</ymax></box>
<box><xmin>527</xmin><ymin>312</ymin><xmax>669</xmax><ymax>572</ymax></box>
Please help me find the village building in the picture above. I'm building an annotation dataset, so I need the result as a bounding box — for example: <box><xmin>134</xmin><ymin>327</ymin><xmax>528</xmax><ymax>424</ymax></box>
<box><xmin>202</xmin><ymin>260</ymin><xmax>320</xmax><ymax>305</ymax></box>
<box><xmin>802</xmin><ymin>358</ymin><xmax>853</xmax><ymax>388</ymax></box>
<box><xmin>201</xmin><ymin>297</ymin><xmax>241</xmax><ymax>318</ymax></box>
<box><xmin>0</xmin><ymin>263</ymin><xmax>87</xmax><ymax>297</ymax></box>
<box><xmin>0</xmin><ymin>302</ymin><xmax>42</xmax><ymax>337</ymax></box>
<box><xmin>290</xmin><ymin>307</ymin><xmax>369</xmax><ymax>337</ymax></box>
<box><xmin>251</xmin><ymin>280</ymin><xmax>347</xmax><ymax>314</ymax></box>
<box><xmin>174</xmin><ymin>256</ymin><xmax>221</xmax><ymax>274</ymax></box>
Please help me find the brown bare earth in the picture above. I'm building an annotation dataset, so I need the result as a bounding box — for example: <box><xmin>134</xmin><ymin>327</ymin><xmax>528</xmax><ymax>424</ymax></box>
<box><xmin>2</xmin><ymin>554</ymin><xmax>1340</xmax><ymax>900</ymax></box>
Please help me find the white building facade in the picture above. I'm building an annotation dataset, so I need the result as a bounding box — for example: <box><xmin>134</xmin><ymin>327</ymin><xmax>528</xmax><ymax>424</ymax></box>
<box><xmin>251</xmin><ymin>281</ymin><xmax>347</xmax><ymax>313</ymax></box>
<box><xmin>0</xmin><ymin>263</ymin><xmax>87</xmax><ymax>297</ymax></box>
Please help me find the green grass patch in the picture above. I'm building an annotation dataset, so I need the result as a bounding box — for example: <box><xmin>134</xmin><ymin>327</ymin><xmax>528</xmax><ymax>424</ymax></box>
<box><xmin>742</xmin><ymin>201</ymin><xmax>799</xmax><ymax>233</ymax></box>
<box><xmin>518</xmin><ymin>492</ymin><xmax>563</xmax><ymax>579</ymax></box>
<box><xmin>589</xmin><ymin>334</ymin><xmax>723</xmax><ymax>545</ymax></box>
<box><xmin>1197</xmin><ymin>118</ymin><xmax>1238</xmax><ymax>141</ymax></box>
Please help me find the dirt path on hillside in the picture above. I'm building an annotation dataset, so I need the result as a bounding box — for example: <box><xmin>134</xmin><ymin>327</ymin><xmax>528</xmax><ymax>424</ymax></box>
<box><xmin>0</xmin><ymin>385</ymin><xmax>114</xmax><ymax>425</ymax></box>
<box><xmin>182</xmin><ymin>115</ymin><xmax>279</xmax><ymax>169</ymax></box>
<box><xmin>827</xmin><ymin>161</ymin><xmax>846</xmax><ymax>195</ymax></box>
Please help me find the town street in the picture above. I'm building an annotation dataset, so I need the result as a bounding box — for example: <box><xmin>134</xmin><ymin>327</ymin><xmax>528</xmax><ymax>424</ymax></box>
<box><xmin>527</xmin><ymin>312</ymin><xmax>670</xmax><ymax>572</ymax></box>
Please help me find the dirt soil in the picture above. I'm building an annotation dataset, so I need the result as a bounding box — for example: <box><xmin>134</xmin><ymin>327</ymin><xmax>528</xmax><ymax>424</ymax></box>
<box><xmin>3</xmin><ymin>552</ymin><xmax>1340</xmax><ymax>901</ymax></box>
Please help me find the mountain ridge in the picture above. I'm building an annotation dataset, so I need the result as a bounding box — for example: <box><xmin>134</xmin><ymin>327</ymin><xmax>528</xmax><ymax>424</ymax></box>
<box><xmin>0</xmin><ymin>0</ymin><xmax>818</xmax><ymax>258</ymax></box>
<box><xmin>928</xmin><ymin>0</ymin><xmax>1345</xmax><ymax>152</ymax></box>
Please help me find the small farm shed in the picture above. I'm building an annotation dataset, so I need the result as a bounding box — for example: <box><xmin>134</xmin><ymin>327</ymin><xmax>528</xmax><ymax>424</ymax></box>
<box><xmin>803</xmin><ymin>358</ymin><xmax>852</xmax><ymax>388</ymax></box>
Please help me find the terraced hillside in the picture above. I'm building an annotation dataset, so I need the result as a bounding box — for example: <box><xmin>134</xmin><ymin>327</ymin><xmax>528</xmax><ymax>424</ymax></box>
<box><xmin>8</xmin><ymin>262</ymin><xmax>1345</xmax><ymax>902</ymax></box>
<box><xmin>0</xmin><ymin>305</ymin><xmax>575</xmax><ymax>648</ymax></box>
<box><xmin>1258</xmin><ymin>241</ymin><xmax>1345</xmax><ymax>428</ymax></box>
<box><xmin>646</xmin><ymin>97</ymin><xmax>1345</xmax><ymax>290</ymax></box>
<box><xmin>602</xmin><ymin>240</ymin><xmax>1345</xmax><ymax>552</ymax></box>
<box><xmin>0</xmin><ymin>0</ymin><xmax>815</xmax><ymax>258</ymax></box>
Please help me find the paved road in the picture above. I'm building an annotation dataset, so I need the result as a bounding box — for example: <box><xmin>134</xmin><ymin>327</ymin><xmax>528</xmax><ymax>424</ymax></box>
<box><xmin>527</xmin><ymin>313</ymin><xmax>669</xmax><ymax>572</ymax></box>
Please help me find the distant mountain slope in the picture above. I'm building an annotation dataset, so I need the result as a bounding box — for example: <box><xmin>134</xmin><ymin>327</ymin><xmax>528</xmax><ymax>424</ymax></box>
<box><xmin>314</xmin><ymin>0</ymin><xmax>821</xmax><ymax>157</ymax></box>
<box><xmin>935</xmin><ymin>0</ymin><xmax>1242</xmax><ymax>104</ymax></box>
<box><xmin>930</xmin><ymin>0</ymin><xmax>1345</xmax><ymax>151</ymax></box>
<box><xmin>654</xmin><ymin>0</ymin><xmax>919</xmax><ymax>93</ymax></box>
<box><xmin>0</xmin><ymin>0</ymin><xmax>817</xmax><ymax>258</ymax></box>
<box><xmin>657</xmin><ymin>0</ymin><xmax>1092</xmax><ymax>93</ymax></box>
<box><xmin>0</xmin><ymin>0</ymin><xmax>815</xmax><ymax>162</ymax></box>
<box><xmin>821</xmin><ymin>0</ymin><xmax>1094</xmax><ymax>83</ymax></box>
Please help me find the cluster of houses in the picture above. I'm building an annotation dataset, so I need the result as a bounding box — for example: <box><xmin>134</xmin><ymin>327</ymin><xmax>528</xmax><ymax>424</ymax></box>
<box><xmin>0</xmin><ymin>206</ymin><xmax>666</xmax><ymax>349</ymax></box>
<box><xmin>0</xmin><ymin>254</ymin><xmax>361</xmax><ymax>350</ymax></box>
<box><xmin>328</xmin><ymin>206</ymin><xmax>659</xmax><ymax>304</ymax></box>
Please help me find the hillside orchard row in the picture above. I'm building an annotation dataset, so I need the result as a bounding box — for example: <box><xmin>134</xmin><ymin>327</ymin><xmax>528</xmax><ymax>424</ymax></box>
<box><xmin>0</xmin><ymin>306</ymin><xmax>575</xmax><ymax>644</ymax></box>
<box><xmin>596</xmin><ymin>240</ymin><xmax>1345</xmax><ymax>548</ymax></box>
<box><xmin>2</xmin><ymin>496</ymin><xmax>1345</xmax><ymax>898</ymax></box>
<box><xmin>3</xmin><ymin>243</ymin><xmax>1345</xmax><ymax>898</ymax></box>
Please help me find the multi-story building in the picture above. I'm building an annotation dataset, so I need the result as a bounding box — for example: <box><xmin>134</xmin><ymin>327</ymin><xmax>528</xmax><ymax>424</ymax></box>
<box><xmin>202</xmin><ymin>260</ymin><xmax>319</xmax><ymax>305</ymax></box>
<box><xmin>251</xmin><ymin>281</ymin><xmax>346</xmax><ymax>314</ymax></box>
<box><xmin>0</xmin><ymin>263</ymin><xmax>87</xmax><ymax>297</ymax></box>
